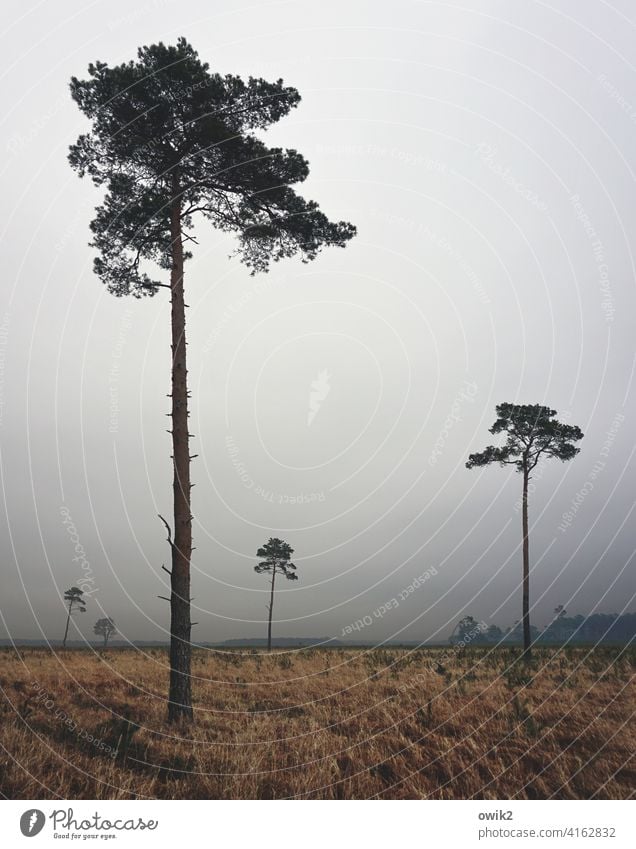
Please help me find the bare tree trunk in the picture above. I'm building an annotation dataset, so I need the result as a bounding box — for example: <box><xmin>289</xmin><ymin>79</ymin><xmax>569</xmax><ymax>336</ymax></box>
<box><xmin>167</xmin><ymin>174</ymin><xmax>193</xmax><ymax>723</ymax></box>
<box><xmin>522</xmin><ymin>467</ymin><xmax>531</xmax><ymax>658</ymax></box>
<box><xmin>62</xmin><ymin>604</ymin><xmax>71</xmax><ymax>648</ymax></box>
<box><xmin>267</xmin><ymin>567</ymin><xmax>277</xmax><ymax>652</ymax></box>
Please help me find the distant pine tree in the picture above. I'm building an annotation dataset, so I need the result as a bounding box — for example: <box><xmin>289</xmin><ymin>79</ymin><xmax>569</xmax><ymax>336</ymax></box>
<box><xmin>62</xmin><ymin>587</ymin><xmax>86</xmax><ymax>648</ymax></box>
<box><xmin>254</xmin><ymin>538</ymin><xmax>298</xmax><ymax>652</ymax></box>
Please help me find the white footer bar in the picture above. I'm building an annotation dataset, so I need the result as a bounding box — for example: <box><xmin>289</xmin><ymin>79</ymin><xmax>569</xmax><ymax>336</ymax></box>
<box><xmin>1</xmin><ymin>799</ymin><xmax>633</xmax><ymax>848</ymax></box>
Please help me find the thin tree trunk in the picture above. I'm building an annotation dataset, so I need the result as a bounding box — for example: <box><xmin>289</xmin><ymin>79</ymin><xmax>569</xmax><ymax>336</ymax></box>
<box><xmin>62</xmin><ymin>605</ymin><xmax>71</xmax><ymax>648</ymax></box>
<box><xmin>168</xmin><ymin>174</ymin><xmax>193</xmax><ymax>723</ymax></box>
<box><xmin>267</xmin><ymin>567</ymin><xmax>277</xmax><ymax>652</ymax></box>
<box><xmin>522</xmin><ymin>467</ymin><xmax>531</xmax><ymax>658</ymax></box>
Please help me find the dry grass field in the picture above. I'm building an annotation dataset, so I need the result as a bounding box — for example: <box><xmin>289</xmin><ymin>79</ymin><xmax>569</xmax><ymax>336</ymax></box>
<box><xmin>0</xmin><ymin>645</ymin><xmax>634</xmax><ymax>799</ymax></box>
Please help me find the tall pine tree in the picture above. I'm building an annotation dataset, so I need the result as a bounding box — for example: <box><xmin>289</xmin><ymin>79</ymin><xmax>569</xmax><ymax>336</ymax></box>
<box><xmin>467</xmin><ymin>403</ymin><xmax>583</xmax><ymax>657</ymax></box>
<box><xmin>69</xmin><ymin>39</ymin><xmax>355</xmax><ymax>721</ymax></box>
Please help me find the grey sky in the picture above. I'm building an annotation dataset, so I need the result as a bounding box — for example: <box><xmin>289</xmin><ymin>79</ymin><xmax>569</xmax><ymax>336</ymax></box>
<box><xmin>1</xmin><ymin>0</ymin><xmax>635</xmax><ymax>645</ymax></box>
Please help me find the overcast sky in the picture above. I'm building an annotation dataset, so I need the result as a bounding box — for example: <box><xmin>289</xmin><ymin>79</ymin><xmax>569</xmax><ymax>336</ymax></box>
<box><xmin>1</xmin><ymin>0</ymin><xmax>635</xmax><ymax>645</ymax></box>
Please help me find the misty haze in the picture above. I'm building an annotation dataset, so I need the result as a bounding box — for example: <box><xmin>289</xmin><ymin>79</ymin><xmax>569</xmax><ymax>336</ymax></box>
<box><xmin>1</xmin><ymin>0</ymin><xmax>634</xmax><ymax>806</ymax></box>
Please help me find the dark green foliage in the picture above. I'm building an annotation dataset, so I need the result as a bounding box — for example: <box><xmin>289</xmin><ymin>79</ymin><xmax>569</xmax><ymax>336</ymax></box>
<box><xmin>63</xmin><ymin>587</ymin><xmax>86</xmax><ymax>613</ymax></box>
<box><xmin>466</xmin><ymin>403</ymin><xmax>583</xmax><ymax>473</ymax></box>
<box><xmin>62</xmin><ymin>587</ymin><xmax>86</xmax><ymax>648</ymax></box>
<box><xmin>485</xmin><ymin>624</ymin><xmax>503</xmax><ymax>642</ymax></box>
<box><xmin>68</xmin><ymin>38</ymin><xmax>356</xmax><ymax>296</ymax></box>
<box><xmin>255</xmin><ymin>538</ymin><xmax>298</xmax><ymax>581</ymax></box>
<box><xmin>93</xmin><ymin>617</ymin><xmax>117</xmax><ymax>647</ymax></box>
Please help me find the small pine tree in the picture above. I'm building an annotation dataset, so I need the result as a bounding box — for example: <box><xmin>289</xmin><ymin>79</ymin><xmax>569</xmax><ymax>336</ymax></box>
<box><xmin>254</xmin><ymin>538</ymin><xmax>298</xmax><ymax>651</ymax></box>
<box><xmin>62</xmin><ymin>587</ymin><xmax>86</xmax><ymax>648</ymax></box>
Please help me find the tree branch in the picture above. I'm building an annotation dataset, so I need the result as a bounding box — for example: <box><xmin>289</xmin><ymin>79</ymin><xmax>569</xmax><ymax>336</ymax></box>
<box><xmin>158</xmin><ymin>514</ymin><xmax>174</xmax><ymax>548</ymax></box>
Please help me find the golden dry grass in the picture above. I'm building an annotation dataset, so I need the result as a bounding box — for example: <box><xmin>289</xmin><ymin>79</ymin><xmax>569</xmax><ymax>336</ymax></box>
<box><xmin>0</xmin><ymin>645</ymin><xmax>634</xmax><ymax>799</ymax></box>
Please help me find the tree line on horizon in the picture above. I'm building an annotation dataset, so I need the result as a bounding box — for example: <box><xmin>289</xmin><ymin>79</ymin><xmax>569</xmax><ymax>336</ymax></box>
<box><xmin>57</xmin><ymin>597</ymin><xmax>636</xmax><ymax>649</ymax></box>
<box><xmin>450</xmin><ymin>611</ymin><xmax>636</xmax><ymax>646</ymax></box>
